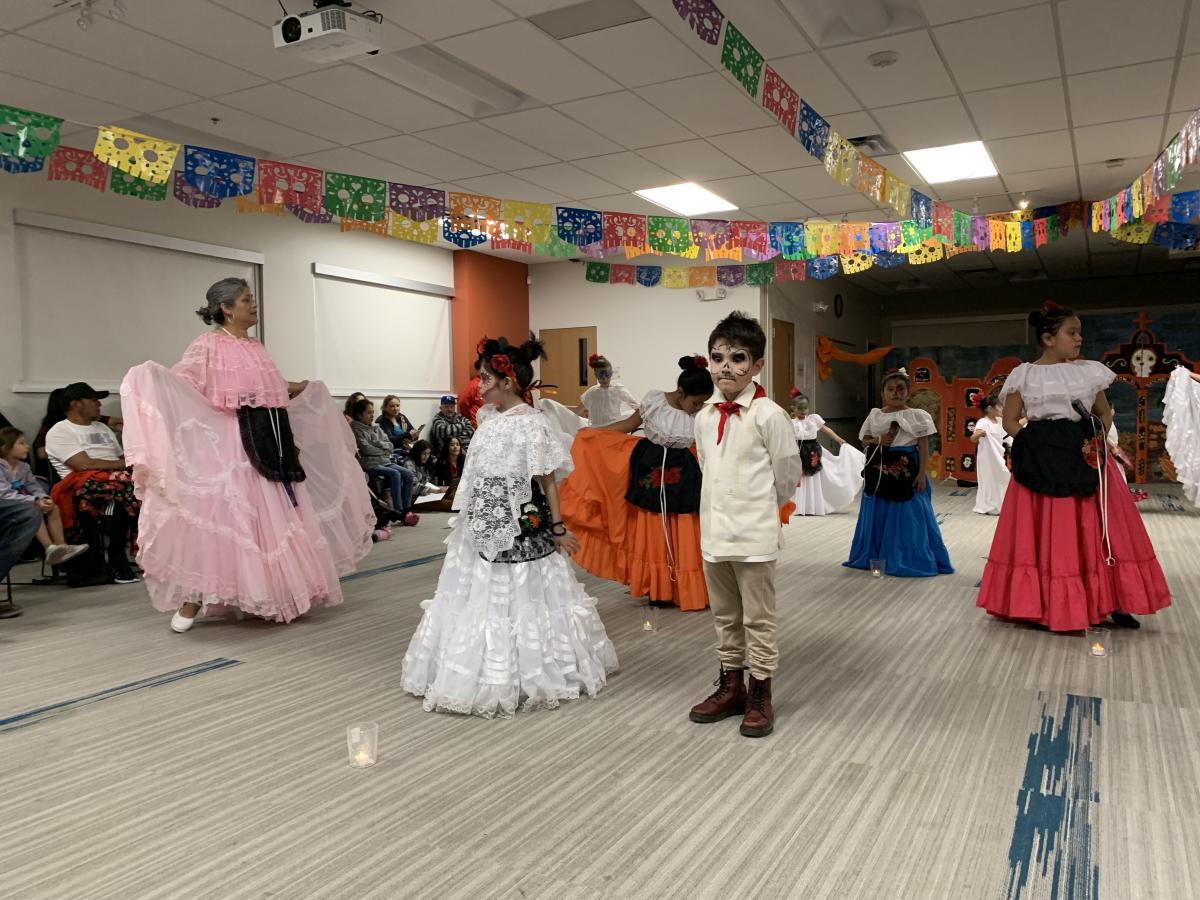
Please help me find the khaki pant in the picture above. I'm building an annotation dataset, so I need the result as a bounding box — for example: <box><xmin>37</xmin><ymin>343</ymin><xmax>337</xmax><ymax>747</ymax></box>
<box><xmin>702</xmin><ymin>559</ymin><xmax>777</xmax><ymax>679</ymax></box>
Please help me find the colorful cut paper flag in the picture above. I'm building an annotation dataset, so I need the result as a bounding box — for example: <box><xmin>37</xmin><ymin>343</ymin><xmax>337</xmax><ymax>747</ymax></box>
<box><xmin>721</xmin><ymin>22</ymin><xmax>764</xmax><ymax>96</ymax></box>
<box><xmin>611</xmin><ymin>264</ymin><xmax>636</xmax><ymax>285</ymax></box>
<box><xmin>389</xmin><ymin>215</ymin><xmax>439</xmax><ymax>244</ymax></box>
<box><xmin>235</xmin><ymin>195</ymin><xmax>285</xmax><ymax>216</ymax></box>
<box><xmin>1114</xmin><ymin>222</ymin><xmax>1154</xmax><ymax>244</ymax></box>
<box><xmin>989</xmin><ymin>219</ymin><xmax>1007</xmax><ymax>251</ymax></box>
<box><xmin>443</xmin><ymin>216</ymin><xmax>489</xmax><ymax>248</ymax></box>
<box><xmin>898</xmin><ymin>221</ymin><xmax>924</xmax><ymax>252</ymax></box>
<box><xmin>586</xmin><ymin>262</ymin><xmax>611</xmax><ymax>283</ymax></box>
<box><xmin>0</xmin><ymin>154</ymin><xmax>45</xmax><ymax>174</ymax></box>
<box><xmin>824</xmin><ymin>133</ymin><xmax>857</xmax><ymax>188</ymax></box>
<box><xmin>672</xmin><ymin>0</ymin><xmax>724</xmax><ymax>45</ymax></box>
<box><xmin>1152</xmin><ymin>222</ymin><xmax>1200</xmax><ymax>250</ymax></box>
<box><xmin>258</xmin><ymin>160</ymin><xmax>323</xmax><ymax>210</ymax></box>
<box><xmin>971</xmin><ymin>216</ymin><xmax>989</xmax><ymax>250</ymax></box>
<box><xmin>647</xmin><ymin>215</ymin><xmax>692</xmax><ymax>255</ymax></box>
<box><xmin>110</xmin><ymin>168</ymin><xmax>167</xmax><ymax>201</ymax></box>
<box><xmin>534</xmin><ymin>232</ymin><xmax>577</xmax><ymax>258</ymax></box>
<box><xmin>907</xmin><ymin>240</ymin><xmax>944</xmax><ymax>265</ymax></box>
<box><xmin>717</xmin><ymin>266</ymin><xmax>745</xmax><ymax>287</ymax></box>
<box><xmin>885</xmin><ymin>174</ymin><xmax>911</xmax><ymax>218</ymax></box>
<box><xmin>769</xmin><ymin>222</ymin><xmax>807</xmax><ymax>259</ymax></box>
<box><xmin>838</xmin><ymin>222</ymin><xmax>870</xmax><ymax>256</ymax></box>
<box><xmin>952</xmin><ymin>211</ymin><xmax>972</xmax><ymax>247</ymax></box>
<box><xmin>731</xmin><ymin>220</ymin><xmax>771</xmax><ymax>259</ymax></box>
<box><xmin>689</xmin><ymin>266</ymin><xmax>717</xmax><ymax>287</ymax></box>
<box><xmin>775</xmin><ymin>259</ymin><xmax>806</xmax><ymax>282</ymax></box>
<box><xmin>932</xmin><ymin>203</ymin><xmax>953</xmax><ymax>242</ymax></box>
<box><xmin>691</xmin><ymin>218</ymin><xmax>737</xmax><ymax>257</ymax></box>
<box><xmin>662</xmin><ymin>266</ymin><xmax>689</xmax><ymax>288</ymax></box>
<box><xmin>93</xmin><ymin>126</ymin><xmax>178</xmax><ymax>184</ymax></box>
<box><xmin>636</xmin><ymin>265</ymin><xmax>662</xmax><ymax>287</ymax></box>
<box><xmin>501</xmin><ymin>199</ymin><xmax>553</xmax><ymax>244</ymax></box>
<box><xmin>0</xmin><ymin>104</ymin><xmax>62</xmax><ymax>158</ymax></box>
<box><xmin>805</xmin><ymin>221</ymin><xmax>838</xmax><ymax>257</ymax></box>
<box><xmin>797</xmin><ymin>101</ymin><xmax>830</xmax><ymax>160</ymax></box>
<box><xmin>869</xmin><ymin>222</ymin><xmax>900</xmax><ymax>252</ymax></box>
<box><xmin>909</xmin><ymin>191</ymin><xmax>933</xmax><ymax>229</ymax></box>
<box><xmin>856</xmin><ymin>156</ymin><xmax>886</xmax><ymax>203</ymax></box>
<box><xmin>1034</xmin><ymin>218</ymin><xmax>1048</xmax><ymax>247</ymax></box>
<box><xmin>807</xmin><ymin>256</ymin><xmax>840</xmax><ymax>280</ymax></box>
<box><xmin>1005</xmin><ymin>221</ymin><xmax>1022</xmax><ymax>252</ymax></box>
<box><xmin>326</xmin><ymin>172</ymin><xmax>387</xmax><ymax>222</ymax></box>
<box><xmin>873</xmin><ymin>251</ymin><xmax>906</xmax><ymax>268</ymax></box>
<box><xmin>1172</xmin><ymin>190</ymin><xmax>1200</xmax><ymax>222</ymax></box>
<box><xmin>448</xmin><ymin>192</ymin><xmax>501</xmax><ymax>237</ymax></box>
<box><xmin>288</xmin><ymin>204</ymin><xmax>333</xmax><ymax>225</ymax></box>
<box><xmin>604</xmin><ymin>212</ymin><xmax>647</xmax><ymax>251</ymax></box>
<box><xmin>557</xmin><ymin>206</ymin><xmax>604</xmax><ymax>246</ymax></box>
<box><xmin>341</xmin><ymin>216</ymin><xmax>388</xmax><ymax>236</ymax></box>
<box><xmin>761</xmin><ymin>65</ymin><xmax>798</xmax><ymax>133</ymax></box>
<box><xmin>1020</xmin><ymin>220</ymin><xmax>1035</xmax><ymax>251</ymax></box>
<box><xmin>47</xmin><ymin>146</ymin><xmax>107</xmax><ymax>191</ymax></box>
<box><xmin>840</xmin><ymin>252</ymin><xmax>873</xmax><ymax>274</ymax></box>
<box><xmin>183</xmin><ymin>146</ymin><xmax>254</xmax><ymax>198</ymax></box>
<box><xmin>744</xmin><ymin>260</ymin><xmax>775</xmax><ymax>285</ymax></box>
<box><xmin>389</xmin><ymin>183</ymin><xmax>445</xmax><ymax>221</ymax></box>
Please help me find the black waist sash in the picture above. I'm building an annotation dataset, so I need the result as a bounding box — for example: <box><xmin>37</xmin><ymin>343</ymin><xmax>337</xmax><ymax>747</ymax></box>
<box><xmin>237</xmin><ymin>406</ymin><xmax>306</xmax><ymax>484</ymax></box>
<box><xmin>1011</xmin><ymin>418</ymin><xmax>1104</xmax><ymax>497</ymax></box>
<box><xmin>799</xmin><ymin>439</ymin><xmax>823</xmax><ymax>475</ymax></box>
<box><xmin>861</xmin><ymin>445</ymin><xmax>917</xmax><ymax>502</ymax></box>
<box><xmin>625</xmin><ymin>439</ymin><xmax>702</xmax><ymax>514</ymax></box>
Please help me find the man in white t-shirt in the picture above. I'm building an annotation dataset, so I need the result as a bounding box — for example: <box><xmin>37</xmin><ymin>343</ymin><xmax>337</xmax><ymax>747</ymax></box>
<box><xmin>44</xmin><ymin>383</ymin><xmax>138</xmax><ymax>584</ymax></box>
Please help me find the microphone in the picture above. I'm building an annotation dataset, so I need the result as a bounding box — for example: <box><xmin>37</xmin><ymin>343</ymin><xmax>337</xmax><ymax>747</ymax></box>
<box><xmin>1071</xmin><ymin>399</ymin><xmax>1094</xmax><ymax>422</ymax></box>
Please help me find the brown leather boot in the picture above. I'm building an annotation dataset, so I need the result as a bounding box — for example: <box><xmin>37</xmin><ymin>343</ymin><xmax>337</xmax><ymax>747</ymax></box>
<box><xmin>689</xmin><ymin>668</ymin><xmax>746</xmax><ymax>723</ymax></box>
<box><xmin>740</xmin><ymin>675</ymin><xmax>774</xmax><ymax>737</ymax></box>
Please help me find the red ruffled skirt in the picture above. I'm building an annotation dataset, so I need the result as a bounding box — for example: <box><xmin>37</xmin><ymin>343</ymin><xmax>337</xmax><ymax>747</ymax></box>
<box><xmin>560</xmin><ymin>429</ymin><xmax>708</xmax><ymax>610</ymax></box>
<box><xmin>976</xmin><ymin>456</ymin><xmax>1170</xmax><ymax>631</ymax></box>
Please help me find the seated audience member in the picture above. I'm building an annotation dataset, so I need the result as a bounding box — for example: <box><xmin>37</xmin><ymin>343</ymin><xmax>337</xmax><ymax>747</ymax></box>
<box><xmin>0</xmin><ymin>498</ymin><xmax>44</xmax><ymax>618</ymax></box>
<box><xmin>349</xmin><ymin>398</ymin><xmax>418</xmax><ymax>525</ymax></box>
<box><xmin>429</xmin><ymin>394</ymin><xmax>475</xmax><ymax>462</ymax></box>
<box><xmin>343</xmin><ymin>392</ymin><xmax>366</xmax><ymax>422</ymax></box>
<box><xmin>33</xmin><ymin>388</ymin><xmax>123</xmax><ymax>482</ymax></box>
<box><xmin>376</xmin><ymin>395</ymin><xmax>421</xmax><ymax>461</ymax></box>
<box><xmin>1</xmin><ymin>427</ymin><xmax>88</xmax><ymax>567</ymax></box>
<box><xmin>403</xmin><ymin>440</ymin><xmax>447</xmax><ymax>500</ymax></box>
<box><xmin>44</xmin><ymin>383</ymin><xmax>139</xmax><ymax>584</ymax></box>
<box><xmin>416</xmin><ymin>434</ymin><xmax>464</xmax><ymax>512</ymax></box>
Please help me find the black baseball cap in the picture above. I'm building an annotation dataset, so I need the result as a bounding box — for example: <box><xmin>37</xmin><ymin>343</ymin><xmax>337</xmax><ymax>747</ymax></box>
<box><xmin>62</xmin><ymin>382</ymin><xmax>110</xmax><ymax>402</ymax></box>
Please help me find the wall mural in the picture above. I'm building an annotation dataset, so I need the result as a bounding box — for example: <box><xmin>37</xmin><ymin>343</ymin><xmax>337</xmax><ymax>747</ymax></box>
<box><xmin>882</xmin><ymin>310</ymin><xmax>1199</xmax><ymax>485</ymax></box>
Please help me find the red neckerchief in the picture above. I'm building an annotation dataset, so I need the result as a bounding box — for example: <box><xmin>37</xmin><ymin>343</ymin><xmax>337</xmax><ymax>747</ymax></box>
<box><xmin>715</xmin><ymin>383</ymin><xmax>766</xmax><ymax>445</ymax></box>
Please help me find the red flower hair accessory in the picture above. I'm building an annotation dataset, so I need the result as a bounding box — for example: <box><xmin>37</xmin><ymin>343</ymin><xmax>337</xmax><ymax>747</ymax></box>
<box><xmin>490</xmin><ymin>354</ymin><xmax>516</xmax><ymax>382</ymax></box>
<box><xmin>789</xmin><ymin>387</ymin><xmax>802</xmax><ymax>398</ymax></box>
<box><xmin>692</xmin><ymin>354</ymin><xmax>707</xmax><ymax>368</ymax></box>
<box><xmin>476</xmin><ymin>335</ymin><xmax>490</xmax><ymax>355</ymax></box>
<box><xmin>1043</xmin><ymin>300</ymin><xmax>1061</xmax><ymax>312</ymax></box>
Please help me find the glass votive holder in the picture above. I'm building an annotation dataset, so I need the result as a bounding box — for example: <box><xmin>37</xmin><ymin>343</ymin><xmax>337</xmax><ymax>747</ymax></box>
<box><xmin>346</xmin><ymin>722</ymin><xmax>378</xmax><ymax>768</ymax></box>
<box><xmin>641</xmin><ymin>604</ymin><xmax>659</xmax><ymax>632</ymax></box>
<box><xmin>869</xmin><ymin>558</ymin><xmax>885</xmax><ymax>578</ymax></box>
<box><xmin>1085</xmin><ymin>628</ymin><xmax>1108</xmax><ymax>658</ymax></box>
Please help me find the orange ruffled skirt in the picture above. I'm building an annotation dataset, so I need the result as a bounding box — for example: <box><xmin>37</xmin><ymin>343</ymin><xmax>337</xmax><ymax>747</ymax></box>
<box><xmin>560</xmin><ymin>429</ymin><xmax>708</xmax><ymax>610</ymax></box>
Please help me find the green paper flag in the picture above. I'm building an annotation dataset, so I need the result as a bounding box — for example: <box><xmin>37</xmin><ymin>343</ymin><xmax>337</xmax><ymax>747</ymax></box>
<box><xmin>1047</xmin><ymin>215</ymin><xmax>1060</xmax><ymax>242</ymax></box>
<box><xmin>585</xmin><ymin>262</ymin><xmax>611</xmax><ymax>283</ymax></box>
<box><xmin>647</xmin><ymin>215</ymin><xmax>692</xmax><ymax>254</ymax></box>
<box><xmin>109</xmin><ymin>168</ymin><xmax>167</xmax><ymax>201</ymax></box>
<box><xmin>744</xmin><ymin>260</ymin><xmax>776</xmax><ymax>285</ymax></box>
<box><xmin>324</xmin><ymin>171</ymin><xmax>387</xmax><ymax>222</ymax></box>
<box><xmin>720</xmin><ymin>23</ymin><xmax>764</xmax><ymax>96</ymax></box>
<box><xmin>952</xmin><ymin>211</ymin><xmax>972</xmax><ymax>246</ymax></box>
<box><xmin>534</xmin><ymin>232</ymin><xmax>576</xmax><ymax>257</ymax></box>
<box><xmin>0</xmin><ymin>104</ymin><xmax>63</xmax><ymax>158</ymax></box>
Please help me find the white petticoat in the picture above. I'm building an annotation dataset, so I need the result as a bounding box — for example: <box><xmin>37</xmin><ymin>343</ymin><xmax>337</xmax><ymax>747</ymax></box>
<box><xmin>1164</xmin><ymin>366</ymin><xmax>1200</xmax><ymax>508</ymax></box>
<box><xmin>792</xmin><ymin>443</ymin><xmax>866</xmax><ymax>515</ymax></box>
<box><xmin>401</xmin><ymin>524</ymin><xmax>618</xmax><ymax>718</ymax></box>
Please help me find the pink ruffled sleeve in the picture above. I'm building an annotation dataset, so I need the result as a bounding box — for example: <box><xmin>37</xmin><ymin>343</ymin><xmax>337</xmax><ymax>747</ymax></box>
<box><xmin>172</xmin><ymin>332</ymin><xmax>289</xmax><ymax>410</ymax></box>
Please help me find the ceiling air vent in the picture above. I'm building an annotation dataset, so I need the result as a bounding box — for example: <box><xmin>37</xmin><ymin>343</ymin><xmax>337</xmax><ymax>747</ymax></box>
<box><xmin>849</xmin><ymin>134</ymin><xmax>897</xmax><ymax>157</ymax></box>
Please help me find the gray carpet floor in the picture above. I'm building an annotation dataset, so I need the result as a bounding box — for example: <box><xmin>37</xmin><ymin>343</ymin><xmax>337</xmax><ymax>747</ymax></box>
<box><xmin>2</xmin><ymin>482</ymin><xmax>1198</xmax><ymax>900</ymax></box>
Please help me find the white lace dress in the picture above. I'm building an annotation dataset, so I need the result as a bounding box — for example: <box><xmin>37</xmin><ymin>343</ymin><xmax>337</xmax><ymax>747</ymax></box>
<box><xmin>401</xmin><ymin>403</ymin><xmax>618</xmax><ymax>718</ymax></box>
<box><xmin>791</xmin><ymin>414</ymin><xmax>866</xmax><ymax>515</ymax></box>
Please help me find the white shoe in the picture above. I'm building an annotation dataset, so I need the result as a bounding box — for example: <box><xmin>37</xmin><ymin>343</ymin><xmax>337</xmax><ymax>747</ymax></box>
<box><xmin>170</xmin><ymin>611</ymin><xmax>195</xmax><ymax>633</ymax></box>
<box><xmin>46</xmin><ymin>543</ymin><xmax>89</xmax><ymax>566</ymax></box>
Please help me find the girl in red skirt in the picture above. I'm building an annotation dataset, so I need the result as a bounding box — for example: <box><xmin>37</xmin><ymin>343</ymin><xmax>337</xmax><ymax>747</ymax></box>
<box><xmin>976</xmin><ymin>302</ymin><xmax>1171</xmax><ymax>632</ymax></box>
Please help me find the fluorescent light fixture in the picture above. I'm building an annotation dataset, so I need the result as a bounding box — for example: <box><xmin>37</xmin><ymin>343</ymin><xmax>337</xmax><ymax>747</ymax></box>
<box><xmin>901</xmin><ymin>141</ymin><xmax>997</xmax><ymax>184</ymax></box>
<box><xmin>634</xmin><ymin>182</ymin><xmax>737</xmax><ymax>216</ymax></box>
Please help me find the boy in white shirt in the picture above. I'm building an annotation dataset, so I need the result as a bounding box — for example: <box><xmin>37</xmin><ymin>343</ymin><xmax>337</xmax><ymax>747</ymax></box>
<box><xmin>689</xmin><ymin>312</ymin><xmax>800</xmax><ymax>738</ymax></box>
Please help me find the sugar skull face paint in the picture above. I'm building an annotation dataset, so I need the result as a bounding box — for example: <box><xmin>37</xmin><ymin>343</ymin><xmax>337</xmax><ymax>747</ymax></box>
<box><xmin>709</xmin><ymin>342</ymin><xmax>762</xmax><ymax>399</ymax></box>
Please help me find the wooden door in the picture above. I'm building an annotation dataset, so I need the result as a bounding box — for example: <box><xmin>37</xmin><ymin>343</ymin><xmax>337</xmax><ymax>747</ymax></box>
<box><xmin>538</xmin><ymin>326</ymin><xmax>598</xmax><ymax>406</ymax></box>
<box><xmin>771</xmin><ymin>318</ymin><xmax>795</xmax><ymax>407</ymax></box>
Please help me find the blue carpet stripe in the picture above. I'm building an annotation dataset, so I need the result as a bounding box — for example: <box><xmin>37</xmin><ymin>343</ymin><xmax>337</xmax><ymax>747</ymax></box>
<box><xmin>339</xmin><ymin>553</ymin><xmax>444</xmax><ymax>583</ymax></box>
<box><xmin>0</xmin><ymin>658</ymin><xmax>241</xmax><ymax>733</ymax></box>
<box><xmin>1006</xmin><ymin>693</ymin><xmax>1102</xmax><ymax>900</ymax></box>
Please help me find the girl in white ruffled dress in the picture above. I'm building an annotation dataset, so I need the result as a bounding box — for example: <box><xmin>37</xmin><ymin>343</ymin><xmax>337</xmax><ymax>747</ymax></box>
<box><xmin>789</xmin><ymin>389</ymin><xmax>864</xmax><ymax>515</ymax></box>
<box><xmin>969</xmin><ymin>395</ymin><xmax>1011</xmax><ymax>515</ymax></box>
<box><xmin>402</xmin><ymin>335</ymin><xmax>618</xmax><ymax>718</ymax></box>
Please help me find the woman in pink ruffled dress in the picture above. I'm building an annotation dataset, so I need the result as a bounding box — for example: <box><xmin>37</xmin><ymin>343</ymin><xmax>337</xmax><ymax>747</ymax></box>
<box><xmin>121</xmin><ymin>278</ymin><xmax>374</xmax><ymax>632</ymax></box>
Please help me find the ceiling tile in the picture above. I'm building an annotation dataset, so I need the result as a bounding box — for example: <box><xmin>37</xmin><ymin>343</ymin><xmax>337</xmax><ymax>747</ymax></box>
<box><xmin>804</xmin><ymin>196</ymin><xmax>879</xmax><ymax>216</ymax></box>
<box><xmin>454</xmin><ymin>173</ymin><xmax>567</xmax><ymax>203</ymax></box>
<box><xmin>0</xmin><ymin>34</ymin><xmax>197</xmax><ymax>113</ymax></box>
<box><xmin>369</xmin><ymin>0</ymin><xmax>514</xmax><ymax>40</ymax></box>
<box><xmin>638</xmin><ymin>140</ymin><xmax>749</xmax><ymax>181</ymax></box>
<box><xmin>716</xmin><ymin>0</ymin><xmax>812</xmax><ymax>58</ymax></box>
<box><xmin>216</xmin><ymin>83</ymin><xmax>395</xmax><ymax>144</ymax></box>
<box><xmin>1188</xmin><ymin>7</ymin><xmax>1200</xmax><ymax>53</ymax></box>
<box><xmin>764</xmin><ymin>53</ymin><xmax>861</xmax><ymax>116</ymax></box>
<box><xmin>1077</xmin><ymin>159</ymin><xmax>1149</xmax><ymax>198</ymax></box>
<box><xmin>708</xmin><ymin>127</ymin><xmax>817</xmax><ymax>173</ymax></box>
<box><xmin>1058</xmin><ymin>0</ymin><xmax>1184</xmax><ymax>74</ymax></box>
<box><xmin>482</xmin><ymin>108</ymin><xmax>621</xmax><ymax>160</ymax></box>
<box><xmin>873</xmin><ymin>96</ymin><xmax>977</xmax><ymax>150</ymax></box>
<box><xmin>918</xmin><ymin>0</ymin><xmax>1050</xmax><ymax>26</ymax></box>
<box><xmin>414</xmin><ymin>121</ymin><xmax>557</xmax><ymax>169</ymax></box>
<box><xmin>1002</xmin><ymin>166</ymin><xmax>1081</xmax><ymax>205</ymax></box>
<box><xmin>0</xmin><ymin>71</ymin><xmax>138</xmax><ymax>131</ymax></box>
<box><xmin>1089</xmin><ymin>252</ymin><xmax>1141</xmax><ymax>275</ymax></box>
<box><xmin>156</xmin><ymin>101</ymin><xmax>336</xmax><ymax>157</ymax></box>
<box><xmin>561</xmin><ymin>19</ymin><xmax>709</xmax><ymax>88</ymax></box>
<box><xmin>636</xmin><ymin>73</ymin><xmax>775</xmax><ymax>137</ymax></box>
<box><xmin>825</xmin><ymin>110</ymin><xmax>881</xmax><ymax>141</ymax></box>
<box><xmin>1072</xmin><ymin>117</ymin><xmax>1163</xmax><ymax>164</ymax></box>
<box><xmin>511</xmin><ymin>162</ymin><xmax>625</xmax><ymax>198</ymax></box>
<box><xmin>822</xmin><ymin>31</ymin><xmax>956</xmax><ymax>107</ymax></box>
<box><xmin>1170</xmin><ymin>53</ymin><xmax>1200</xmax><ymax>112</ymax></box>
<box><xmin>502</xmin><ymin>0</ymin><xmax>588</xmax><ymax>13</ymax></box>
<box><xmin>1068</xmin><ymin>60</ymin><xmax>1174</xmax><ymax>128</ymax></box>
<box><xmin>555</xmin><ymin>92</ymin><xmax>696</xmax><ymax>148</ymax></box>
<box><xmin>286</xmin><ymin>66</ymin><xmax>465</xmax><ymax>132</ymax></box>
<box><xmin>966</xmin><ymin>80</ymin><xmax>1068</xmax><ymax>140</ymax></box>
<box><xmin>355</xmin><ymin>135</ymin><xmax>495</xmax><ymax>180</ymax></box>
<box><xmin>578</xmin><ymin>193</ymin><xmax>686</xmax><ymax>217</ymax></box>
<box><xmin>436</xmin><ymin>20</ymin><xmax>620</xmax><ymax>105</ymax></box>
<box><xmin>700</xmin><ymin>174</ymin><xmax>789</xmax><ymax>208</ymax></box>
<box><xmin>934</xmin><ymin>6</ymin><xmax>1060</xmax><ymax>92</ymax></box>
<box><xmin>764</xmin><ymin>166</ymin><xmax>858</xmax><ymax>201</ymax></box>
<box><xmin>290</xmin><ymin>148</ymin><xmax>432</xmax><ymax>185</ymax></box>
<box><xmin>570</xmin><ymin>152</ymin><xmax>678</xmax><ymax>191</ymax></box>
<box><xmin>933</xmin><ymin>176</ymin><xmax>1007</xmax><ymax>203</ymax></box>
<box><xmin>19</xmin><ymin>12</ymin><xmax>263</xmax><ymax>97</ymax></box>
<box><xmin>743</xmin><ymin>200</ymin><xmax>817</xmax><ymax>221</ymax></box>
<box><xmin>987</xmin><ymin>130</ymin><xmax>1075</xmax><ymax>174</ymax></box>
<box><xmin>0</xmin><ymin>0</ymin><xmax>73</xmax><ymax>30</ymax></box>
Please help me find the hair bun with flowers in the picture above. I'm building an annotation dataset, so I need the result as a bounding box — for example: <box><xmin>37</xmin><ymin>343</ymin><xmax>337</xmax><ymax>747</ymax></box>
<box><xmin>678</xmin><ymin>354</ymin><xmax>706</xmax><ymax>371</ymax></box>
<box><xmin>789</xmin><ymin>387</ymin><xmax>803</xmax><ymax>398</ymax></box>
<box><xmin>884</xmin><ymin>366</ymin><xmax>908</xmax><ymax>378</ymax></box>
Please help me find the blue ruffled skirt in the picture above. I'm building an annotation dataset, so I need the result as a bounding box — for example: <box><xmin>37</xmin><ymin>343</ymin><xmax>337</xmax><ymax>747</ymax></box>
<box><xmin>843</xmin><ymin>448</ymin><xmax>953</xmax><ymax>577</ymax></box>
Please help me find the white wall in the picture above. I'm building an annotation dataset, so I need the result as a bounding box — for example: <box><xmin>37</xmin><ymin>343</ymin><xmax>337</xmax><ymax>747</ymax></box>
<box><xmin>528</xmin><ymin>259</ymin><xmax>765</xmax><ymax>400</ymax></box>
<box><xmin>0</xmin><ymin>175</ymin><xmax>455</xmax><ymax>435</ymax></box>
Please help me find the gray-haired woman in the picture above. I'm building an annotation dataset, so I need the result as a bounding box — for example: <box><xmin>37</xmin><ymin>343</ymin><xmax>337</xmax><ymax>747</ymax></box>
<box><xmin>120</xmin><ymin>277</ymin><xmax>375</xmax><ymax>633</ymax></box>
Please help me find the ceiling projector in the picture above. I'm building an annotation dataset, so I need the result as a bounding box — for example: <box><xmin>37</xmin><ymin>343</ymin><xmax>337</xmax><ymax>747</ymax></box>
<box><xmin>273</xmin><ymin>1</ymin><xmax>381</xmax><ymax>63</ymax></box>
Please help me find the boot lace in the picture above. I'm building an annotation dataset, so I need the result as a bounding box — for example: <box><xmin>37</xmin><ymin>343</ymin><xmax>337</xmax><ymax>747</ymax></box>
<box><xmin>747</xmin><ymin>680</ymin><xmax>768</xmax><ymax>711</ymax></box>
<box><xmin>706</xmin><ymin>669</ymin><xmax>736</xmax><ymax>701</ymax></box>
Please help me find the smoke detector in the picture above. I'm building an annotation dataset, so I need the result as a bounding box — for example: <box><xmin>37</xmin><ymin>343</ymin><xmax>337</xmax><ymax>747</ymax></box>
<box><xmin>868</xmin><ymin>50</ymin><xmax>899</xmax><ymax>68</ymax></box>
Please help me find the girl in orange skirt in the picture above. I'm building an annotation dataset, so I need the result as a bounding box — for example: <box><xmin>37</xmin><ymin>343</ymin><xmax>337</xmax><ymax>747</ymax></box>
<box><xmin>560</xmin><ymin>356</ymin><xmax>713</xmax><ymax>610</ymax></box>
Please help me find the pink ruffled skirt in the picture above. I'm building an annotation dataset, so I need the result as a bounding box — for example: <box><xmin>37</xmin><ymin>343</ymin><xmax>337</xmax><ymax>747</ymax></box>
<box><xmin>976</xmin><ymin>456</ymin><xmax>1170</xmax><ymax>631</ymax></box>
<box><xmin>120</xmin><ymin>363</ymin><xmax>374</xmax><ymax>622</ymax></box>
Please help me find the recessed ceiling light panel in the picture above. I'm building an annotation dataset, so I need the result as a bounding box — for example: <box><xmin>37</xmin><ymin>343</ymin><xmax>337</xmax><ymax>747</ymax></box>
<box><xmin>901</xmin><ymin>141</ymin><xmax>997</xmax><ymax>184</ymax></box>
<box><xmin>634</xmin><ymin>182</ymin><xmax>737</xmax><ymax>217</ymax></box>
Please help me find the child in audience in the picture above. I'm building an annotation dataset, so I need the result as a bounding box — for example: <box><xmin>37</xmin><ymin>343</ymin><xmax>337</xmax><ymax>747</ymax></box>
<box><xmin>970</xmin><ymin>395</ymin><xmax>1011</xmax><ymax>515</ymax></box>
<box><xmin>844</xmin><ymin>368</ymin><xmax>953</xmax><ymax>577</ymax></box>
<box><xmin>0</xmin><ymin>428</ymin><xmax>88</xmax><ymax>566</ymax></box>
<box><xmin>349</xmin><ymin>399</ymin><xmax>417</xmax><ymax>526</ymax></box>
<box><xmin>789</xmin><ymin>389</ymin><xmax>863</xmax><ymax>516</ymax></box>
<box><xmin>403</xmin><ymin>439</ymin><xmax>447</xmax><ymax>500</ymax></box>
<box><xmin>575</xmin><ymin>353</ymin><xmax>638</xmax><ymax>427</ymax></box>
<box><xmin>688</xmin><ymin>312</ymin><xmax>800</xmax><ymax>738</ymax></box>
<box><xmin>977</xmin><ymin>302</ymin><xmax>1170</xmax><ymax>631</ymax></box>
